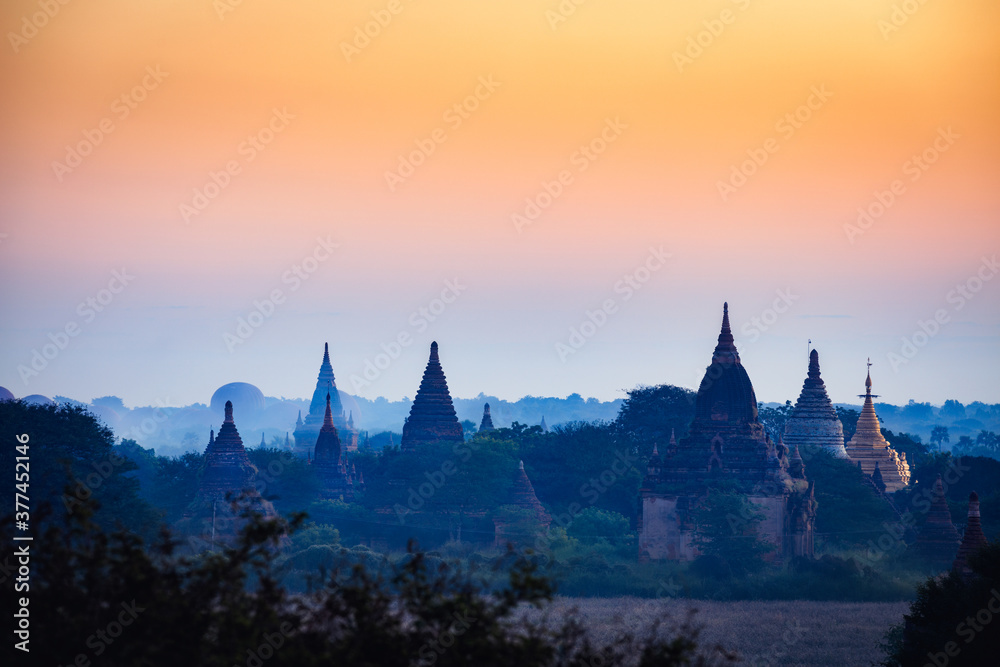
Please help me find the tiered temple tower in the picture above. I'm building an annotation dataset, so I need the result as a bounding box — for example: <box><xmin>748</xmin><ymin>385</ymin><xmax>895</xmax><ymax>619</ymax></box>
<box><xmin>844</xmin><ymin>362</ymin><xmax>910</xmax><ymax>492</ymax></box>
<box><xmin>494</xmin><ymin>461</ymin><xmax>551</xmax><ymax>546</ymax></box>
<box><xmin>186</xmin><ymin>401</ymin><xmax>277</xmax><ymax>545</ymax></box>
<box><xmin>400</xmin><ymin>342</ymin><xmax>464</xmax><ymax>452</ymax></box>
<box><xmin>639</xmin><ymin>303</ymin><xmax>815</xmax><ymax>561</ymax></box>
<box><xmin>782</xmin><ymin>349</ymin><xmax>848</xmax><ymax>458</ymax></box>
<box><xmin>913</xmin><ymin>475</ymin><xmax>961</xmax><ymax>569</ymax></box>
<box><xmin>312</xmin><ymin>392</ymin><xmax>358</xmax><ymax>501</ymax></box>
<box><xmin>197</xmin><ymin>400</ymin><xmax>258</xmax><ymax>501</ymax></box>
<box><xmin>479</xmin><ymin>403</ymin><xmax>495</xmax><ymax>432</ymax></box>
<box><xmin>294</xmin><ymin>343</ymin><xmax>359</xmax><ymax>455</ymax></box>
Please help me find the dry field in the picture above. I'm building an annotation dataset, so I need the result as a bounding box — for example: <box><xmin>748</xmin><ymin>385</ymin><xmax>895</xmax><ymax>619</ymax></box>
<box><xmin>534</xmin><ymin>597</ymin><xmax>910</xmax><ymax>666</ymax></box>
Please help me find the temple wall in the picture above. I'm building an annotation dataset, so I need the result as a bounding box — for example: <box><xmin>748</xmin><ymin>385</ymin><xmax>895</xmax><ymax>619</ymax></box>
<box><xmin>639</xmin><ymin>493</ymin><xmax>796</xmax><ymax>561</ymax></box>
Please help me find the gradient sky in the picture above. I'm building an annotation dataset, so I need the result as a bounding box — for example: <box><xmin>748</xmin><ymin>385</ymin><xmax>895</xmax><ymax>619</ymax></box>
<box><xmin>1</xmin><ymin>0</ymin><xmax>998</xmax><ymax>415</ymax></box>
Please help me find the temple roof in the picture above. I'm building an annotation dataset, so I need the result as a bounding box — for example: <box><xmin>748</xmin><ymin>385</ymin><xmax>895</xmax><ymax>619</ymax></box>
<box><xmin>479</xmin><ymin>403</ymin><xmax>495</xmax><ymax>432</ymax></box>
<box><xmin>305</xmin><ymin>343</ymin><xmax>345</xmax><ymax>427</ymax></box>
<box><xmin>198</xmin><ymin>401</ymin><xmax>257</xmax><ymax>500</ymax></box>
<box><xmin>783</xmin><ymin>349</ymin><xmax>848</xmax><ymax>457</ymax></box>
<box><xmin>845</xmin><ymin>363</ymin><xmax>909</xmax><ymax>491</ymax></box>
<box><xmin>692</xmin><ymin>303</ymin><xmax>758</xmax><ymax>426</ymax></box>
<box><xmin>506</xmin><ymin>460</ymin><xmax>550</xmax><ymax>523</ymax></box>
<box><xmin>953</xmin><ymin>491</ymin><xmax>989</xmax><ymax>576</ymax></box>
<box><xmin>314</xmin><ymin>392</ymin><xmax>342</xmax><ymax>464</ymax></box>
<box><xmin>660</xmin><ymin>304</ymin><xmax>783</xmax><ymax>490</ymax></box>
<box><xmin>400</xmin><ymin>342</ymin><xmax>465</xmax><ymax>452</ymax></box>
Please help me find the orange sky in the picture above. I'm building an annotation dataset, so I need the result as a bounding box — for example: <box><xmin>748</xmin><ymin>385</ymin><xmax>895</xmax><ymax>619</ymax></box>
<box><xmin>1</xmin><ymin>0</ymin><xmax>998</xmax><ymax>408</ymax></box>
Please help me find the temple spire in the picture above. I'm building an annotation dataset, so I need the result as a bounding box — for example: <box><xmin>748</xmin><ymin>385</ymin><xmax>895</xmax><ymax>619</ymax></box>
<box><xmin>323</xmin><ymin>390</ymin><xmax>334</xmax><ymax>428</ymax></box>
<box><xmin>953</xmin><ymin>491</ymin><xmax>988</xmax><ymax>577</ymax></box>
<box><xmin>712</xmin><ymin>302</ymin><xmax>740</xmax><ymax>364</ymax></box>
<box><xmin>224</xmin><ymin>400</ymin><xmax>234</xmax><ymax>423</ymax></box>
<box><xmin>260</xmin><ymin>432</ymin><xmax>266</xmax><ymax>447</ymax></box>
<box><xmin>480</xmin><ymin>403</ymin><xmax>495</xmax><ymax>432</ymax></box>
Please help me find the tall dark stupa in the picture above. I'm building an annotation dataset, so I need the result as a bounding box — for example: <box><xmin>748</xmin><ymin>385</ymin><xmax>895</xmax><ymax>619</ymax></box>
<box><xmin>312</xmin><ymin>391</ymin><xmax>357</xmax><ymax>501</ymax></box>
<box><xmin>400</xmin><ymin>341</ymin><xmax>464</xmax><ymax>452</ymax></box>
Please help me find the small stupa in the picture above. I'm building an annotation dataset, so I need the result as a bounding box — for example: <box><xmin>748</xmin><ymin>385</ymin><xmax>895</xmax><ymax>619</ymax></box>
<box><xmin>844</xmin><ymin>361</ymin><xmax>910</xmax><ymax>492</ymax></box>
<box><xmin>782</xmin><ymin>349</ymin><xmax>848</xmax><ymax>458</ymax></box>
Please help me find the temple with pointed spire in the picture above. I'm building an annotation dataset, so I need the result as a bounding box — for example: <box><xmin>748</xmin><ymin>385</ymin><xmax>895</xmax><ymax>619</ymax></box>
<box><xmin>185</xmin><ymin>401</ymin><xmax>277</xmax><ymax>546</ymax></box>
<box><xmin>293</xmin><ymin>343</ymin><xmax>359</xmax><ymax>455</ymax></box>
<box><xmin>782</xmin><ymin>349</ymin><xmax>849</xmax><ymax>458</ymax></box>
<box><xmin>494</xmin><ymin>461</ymin><xmax>551</xmax><ymax>546</ymax></box>
<box><xmin>311</xmin><ymin>392</ymin><xmax>359</xmax><ymax>501</ymax></box>
<box><xmin>639</xmin><ymin>303</ymin><xmax>815</xmax><ymax>562</ymax></box>
<box><xmin>844</xmin><ymin>361</ymin><xmax>910</xmax><ymax>492</ymax></box>
<box><xmin>912</xmin><ymin>475</ymin><xmax>961</xmax><ymax>570</ymax></box>
<box><xmin>479</xmin><ymin>403</ymin><xmax>495</xmax><ymax>432</ymax></box>
<box><xmin>953</xmin><ymin>491</ymin><xmax>989</xmax><ymax>579</ymax></box>
<box><xmin>400</xmin><ymin>342</ymin><xmax>465</xmax><ymax>452</ymax></box>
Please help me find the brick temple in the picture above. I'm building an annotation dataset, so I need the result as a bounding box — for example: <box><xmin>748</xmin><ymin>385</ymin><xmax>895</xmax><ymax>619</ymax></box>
<box><xmin>913</xmin><ymin>474</ymin><xmax>961</xmax><ymax>569</ymax></box>
<box><xmin>312</xmin><ymin>390</ymin><xmax>362</xmax><ymax>501</ymax></box>
<box><xmin>639</xmin><ymin>303</ymin><xmax>816</xmax><ymax>561</ymax></box>
<box><xmin>400</xmin><ymin>341</ymin><xmax>465</xmax><ymax>452</ymax></box>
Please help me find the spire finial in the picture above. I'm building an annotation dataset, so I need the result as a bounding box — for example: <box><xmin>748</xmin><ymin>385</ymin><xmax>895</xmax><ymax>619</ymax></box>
<box><xmin>712</xmin><ymin>302</ymin><xmax>739</xmax><ymax>363</ymax></box>
<box><xmin>323</xmin><ymin>341</ymin><xmax>330</xmax><ymax>363</ymax></box>
<box><xmin>430</xmin><ymin>341</ymin><xmax>439</xmax><ymax>359</ymax></box>
<box><xmin>224</xmin><ymin>400</ymin><xmax>234</xmax><ymax>423</ymax></box>
<box><xmin>519</xmin><ymin>460</ymin><xmax>524</xmax><ymax>470</ymax></box>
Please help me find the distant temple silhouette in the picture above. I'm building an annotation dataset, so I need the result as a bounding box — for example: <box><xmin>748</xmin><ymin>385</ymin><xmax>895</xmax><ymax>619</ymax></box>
<box><xmin>400</xmin><ymin>341</ymin><xmax>464</xmax><ymax>452</ymax></box>
<box><xmin>294</xmin><ymin>343</ymin><xmax>358</xmax><ymax>455</ymax></box>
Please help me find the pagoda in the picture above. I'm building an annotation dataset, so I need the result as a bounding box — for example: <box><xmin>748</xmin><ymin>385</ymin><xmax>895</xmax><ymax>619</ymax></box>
<box><xmin>479</xmin><ymin>403</ymin><xmax>495</xmax><ymax>432</ymax></box>
<box><xmin>185</xmin><ymin>401</ymin><xmax>277</xmax><ymax>547</ymax></box>
<box><xmin>494</xmin><ymin>461</ymin><xmax>551</xmax><ymax>546</ymax></box>
<box><xmin>294</xmin><ymin>343</ymin><xmax>359</xmax><ymax>454</ymax></box>
<box><xmin>953</xmin><ymin>492</ymin><xmax>989</xmax><ymax>579</ymax></box>
<box><xmin>639</xmin><ymin>303</ymin><xmax>815</xmax><ymax>561</ymax></box>
<box><xmin>913</xmin><ymin>475</ymin><xmax>961</xmax><ymax>570</ymax></box>
<box><xmin>400</xmin><ymin>342</ymin><xmax>464</xmax><ymax>452</ymax></box>
<box><xmin>782</xmin><ymin>349</ymin><xmax>848</xmax><ymax>458</ymax></box>
<box><xmin>312</xmin><ymin>390</ymin><xmax>357</xmax><ymax>501</ymax></box>
<box><xmin>844</xmin><ymin>361</ymin><xmax>910</xmax><ymax>492</ymax></box>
